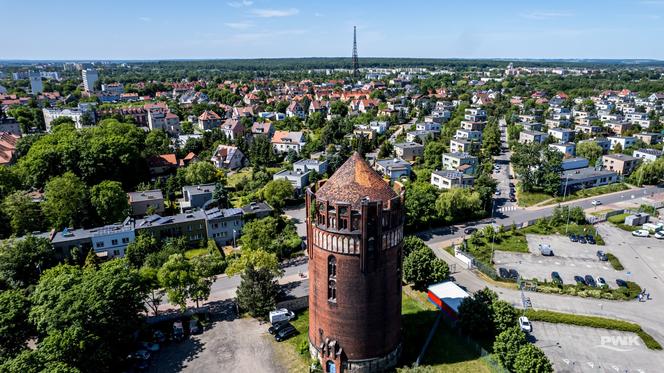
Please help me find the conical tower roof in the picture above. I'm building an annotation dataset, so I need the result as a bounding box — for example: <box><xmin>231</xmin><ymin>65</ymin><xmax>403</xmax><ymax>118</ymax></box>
<box><xmin>316</xmin><ymin>153</ymin><xmax>397</xmax><ymax>209</ymax></box>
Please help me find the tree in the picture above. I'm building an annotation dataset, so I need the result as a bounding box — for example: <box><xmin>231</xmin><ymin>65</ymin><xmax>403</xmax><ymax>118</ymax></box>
<box><xmin>90</xmin><ymin>180</ymin><xmax>129</xmax><ymax>224</ymax></box>
<box><xmin>435</xmin><ymin>188</ymin><xmax>483</xmax><ymax>224</ymax></box>
<box><xmin>330</xmin><ymin>101</ymin><xmax>348</xmax><ymax>117</ymax></box>
<box><xmin>492</xmin><ymin>300</ymin><xmax>518</xmax><ymax>334</ymax></box>
<box><xmin>49</xmin><ymin>116</ymin><xmax>76</xmax><ymax>129</ymax></box>
<box><xmin>482</xmin><ymin>121</ymin><xmax>501</xmax><ymax>156</ymax></box>
<box><xmin>42</xmin><ymin>172</ymin><xmax>89</xmax><ymax>229</ymax></box>
<box><xmin>226</xmin><ymin>249</ymin><xmax>281</xmax><ymax>277</ymax></box>
<box><xmin>613</xmin><ymin>142</ymin><xmax>623</xmax><ymax>154</ymax></box>
<box><xmin>260</xmin><ymin>179</ymin><xmax>294</xmax><ymax>209</ymax></box>
<box><xmin>189</xmin><ymin>256</ymin><xmax>216</xmax><ymax>308</ymax></box>
<box><xmin>630</xmin><ymin>156</ymin><xmax>664</xmax><ymax>186</ymax></box>
<box><xmin>576</xmin><ymin>141</ymin><xmax>603</xmax><ymax>165</ymax></box>
<box><xmin>183</xmin><ymin>161</ymin><xmax>218</xmax><ymax>185</ymax></box>
<box><xmin>402</xmin><ymin>246</ymin><xmax>449</xmax><ymax>290</ymax></box>
<box><xmin>0</xmin><ymin>290</ymin><xmax>32</xmax><ymax>360</ymax></box>
<box><xmin>29</xmin><ymin>260</ymin><xmax>147</xmax><ymax>373</ymax></box>
<box><xmin>157</xmin><ymin>254</ymin><xmax>195</xmax><ymax>311</ymax></box>
<box><xmin>139</xmin><ymin>267</ymin><xmax>164</xmax><ymax>316</ymax></box>
<box><xmin>493</xmin><ymin>326</ymin><xmax>528</xmax><ymax>371</ymax></box>
<box><xmin>402</xmin><ymin>236</ymin><xmax>428</xmax><ymax>257</ymax></box>
<box><xmin>236</xmin><ymin>265</ymin><xmax>280</xmax><ymax>318</ymax></box>
<box><xmin>457</xmin><ymin>287</ymin><xmax>497</xmax><ymax>338</ymax></box>
<box><xmin>0</xmin><ymin>166</ymin><xmax>20</xmax><ymax>201</ymax></box>
<box><xmin>405</xmin><ymin>182</ymin><xmax>439</xmax><ymax>230</ymax></box>
<box><xmin>378</xmin><ymin>141</ymin><xmax>394</xmax><ymax>158</ymax></box>
<box><xmin>0</xmin><ymin>236</ymin><xmax>58</xmax><ymax>289</ymax></box>
<box><xmin>211</xmin><ymin>182</ymin><xmax>230</xmax><ymax>208</ymax></box>
<box><xmin>513</xmin><ymin>344</ymin><xmax>554</xmax><ymax>373</ymax></box>
<box><xmin>125</xmin><ymin>234</ymin><xmax>160</xmax><ymax>268</ymax></box>
<box><xmin>238</xmin><ymin>216</ymin><xmax>301</xmax><ymax>259</ymax></box>
<box><xmin>143</xmin><ymin>130</ymin><xmax>171</xmax><ymax>157</ymax></box>
<box><xmin>2</xmin><ymin>191</ymin><xmax>46</xmax><ymax>235</ymax></box>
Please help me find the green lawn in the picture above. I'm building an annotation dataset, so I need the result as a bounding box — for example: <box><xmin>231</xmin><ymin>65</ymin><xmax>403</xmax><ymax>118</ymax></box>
<box><xmin>184</xmin><ymin>248</ymin><xmax>210</xmax><ymax>259</ymax></box>
<box><xmin>227</xmin><ymin>168</ymin><xmax>253</xmax><ymax>188</ymax></box>
<box><xmin>544</xmin><ymin>183</ymin><xmax>630</xmax><ymax>206</ymax></box>
<box><xmin>521</xmin><ymin>222</ymin><xmax>605</xmax><ymax>245</ymax></box>
<box><xmin>464</xmin><ymin>231</ymin><xmax>529</xmax><ymax>265</ymax></box>
<box><xmin>401</xmin><ymin>289</ymin><xmax>495</xmax><ymax>373</ymax></box>
<box><xmin>607</xmin><ymin>213</ymin><xmax>640</xmax><ymax>232</ymax></box>
<box><xmin>516</xmin><ymin>189</ymin><xmax>553</xmax><ymax>207</ymax></box>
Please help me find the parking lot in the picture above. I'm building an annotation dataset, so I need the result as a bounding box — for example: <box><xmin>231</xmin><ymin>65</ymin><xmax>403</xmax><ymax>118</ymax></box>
<box><xmin>150</xmin><ymin>302</ymin><xmax>287</xmax><ymax>373</ymax></box>
<box><xmin>532</xmin><ymin>321</ymin><xmax>664</xmax><ymax>372</ymax></box>
<box><xmin>493</xmin><ymin>234</ymin><xmax>622</xmax><ymax>288</ymax></box>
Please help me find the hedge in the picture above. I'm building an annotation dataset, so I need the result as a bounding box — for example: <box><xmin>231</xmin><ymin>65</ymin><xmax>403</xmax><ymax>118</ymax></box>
<box><xmin>607</xmin><ymin>253</ymin><xmax>624</xmax><ymax>271</ymax></box>
<box><xmin>524</xmin><ymin>309</ymin><xmax>662</xmax><ymax>350</ymax></box>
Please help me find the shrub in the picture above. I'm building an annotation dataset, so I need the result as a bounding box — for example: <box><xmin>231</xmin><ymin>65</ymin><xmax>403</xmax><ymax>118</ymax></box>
<box><xmin>607</xmin><ymin>253</ymin><xmax>624</xmax><ymax>270</ymax></box>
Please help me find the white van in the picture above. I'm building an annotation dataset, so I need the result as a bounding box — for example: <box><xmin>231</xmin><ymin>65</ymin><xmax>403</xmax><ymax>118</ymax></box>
<box><xmin>269</xmin><ymin>308</ymin><xmax>295</xmax><ymax>324</ymax></box>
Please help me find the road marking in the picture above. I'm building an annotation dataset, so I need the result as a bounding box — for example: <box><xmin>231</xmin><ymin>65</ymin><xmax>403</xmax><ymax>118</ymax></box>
<box><xmin>611</xmin><ymin>365</ymin><xmax>619</xmax><ymax>371</ymax></box>
<box><xmin>587</xmin><ymin>362</ymin><xmax>594</xmax><ymax>368</ymax></box>
<box><xmin>562</xmin><ymin>359</ymin><xmax>570</xmax><ymax>365</ymax></box>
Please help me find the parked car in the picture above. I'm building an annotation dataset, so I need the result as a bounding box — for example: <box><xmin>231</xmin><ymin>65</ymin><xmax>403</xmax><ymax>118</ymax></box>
<box><xmin>538</xmin><ymin>244</ymin><xmax>554</xmax><ymax>256</ymax></box>
<box><xmin>586</xmin><ymin>235</ymin><xmax>596</xmax><ymax>244</ymax></box>
<box><xmin>616</xmin><ymin>279</ymin><xmax>628</xmax><ymax>288</ymax></box>
<box><xmin>189</xmin><ymin>319</ymin><xmax>201</xmax><ymax>335</ymax></box>
<box><xmin>464</xmin><ymin>227</ymin><xmax>477</xmax><ymax>235</ymax></box>
<box><xmin>632</xmin><ymin>230</ymin><xmax>650</xmax><ymax>237</ymax></box>
<box><xmin>509</xmin><ymin>183</ymin><xmax>515</xmax><ymax>188</ymax></box>
<box><xmin>134</xmin><ymin>350</ymin><xmax>151</xmax><ymax>361</ymax></box>
<box><xmin>596</xmin><ymin>250</ymin><xmax>608</xmax><ymax>261</ymax></box>
<box><xmin>654</xmin><ymin>231</ymin><xmax>664</xmax><ymax>239</ymax></box>
<box><xmin>498</xmin><ymin>267</ymin><xmax>510</xmax><ymax>278</ymax></box>
<box><xmin>518</xmin><ymin>316</ymin><xmax>533</xmax><ymax>333</ymax></box>
<box><xmin>269</xmin><ymin>309</ymin><xmax>295</xmax><ymax>324</ymax></box>
<box><xmin>269</xmin><ymin>321</ymin><xmax>293</xmax><ymax>335</ymax></box>
<box><xmin>495</xmin><ymin>190</ymin><xmax>501</xmax><ymax>195</ymax></box>
<box><xmin>585</xmin><ymin>275</ymin><xmax>596</xmax><ymax>287</ymax></box>
<box><xmin>508</xmin><ymin>269</ymin><xmax>519</xmax><ymax>280</ymax></box>
<box><xmin>275</xmin><ymin>324</ymin><xmax>297</xmax><ymax>342</ymax></box>
<box><xmin>574</xmin><ymin>276</ymin><xmax>586</xmax><ymax>285</ymax></box>
<box><xmin>141</xmin><ymin>342</ymin><xmax>160</xmax><ymax>352</ymax></box>
<box><xmin>569</xmin><ymin>234</ymin><xmax>578</xmax><ymax>242</ymax></box>
<box><xmin>509</xmin><ymin>196</ymin><xmax>516</xmax><ymax>202</ymax></box>
<box><xmin>597</xmin><ymin>277</ymin><xmax>607</xmax><ymax>287</ymax></box>
<box><xmin>577</xmin><ymin>235</ymin><xmax>587</xmax><ymax>244</ymax></box>
<box><xmin>591</xmin><ymin>200</ymin><xmax>602</xmax><ymax>206</ymax></box>
<box><xmin>551</xmin><ymin>271</ymin><xmax>563</xmax><ymax>285</ymax></box>
<box><xmin>172</xmin><ymin>321</ymin><xmax>184</xmax><ymax>342</ymax></box>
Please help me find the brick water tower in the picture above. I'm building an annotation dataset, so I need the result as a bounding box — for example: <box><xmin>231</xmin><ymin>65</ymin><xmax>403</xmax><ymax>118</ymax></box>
<box><xmin>305</xmin><ymin>153</ymin><xmax>405</xmax><ymax>373</ymax></box>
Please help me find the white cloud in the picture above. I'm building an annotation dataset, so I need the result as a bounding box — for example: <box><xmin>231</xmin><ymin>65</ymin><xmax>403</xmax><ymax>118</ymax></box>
<box><xmin>228</xmin><ymin>0</ymin><xmax>253</xmax><ymax>7</ymax></box>
<box><xmin>520</xmin><ymin>11</ymin><xmax>573</xmax><ymax>20</ymax></box>
<box><xmin>250</xmin><ymin>8</ymin><xmax>299</xmax><ymax>18</ymax></box>
<box><xmin>138</xmin><ymin>16</ymin><xmax>152</xmax><ymax>22</ymax></box>
<box><xmin>314</xmin><ymin>12</ymin><xmax>323</xmax><ymax>17</ymax></box>
<box><xmin>225</xmin><ymin>22</ymin><xmax>253</xmax><ymax>30</ymax></box>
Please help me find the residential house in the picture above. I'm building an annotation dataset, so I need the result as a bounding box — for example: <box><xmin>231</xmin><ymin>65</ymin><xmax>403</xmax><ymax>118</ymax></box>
<box><xmin>179</xmin><ymin>183</ymin><xmax>215</xmax><ymax>212</ymax></box>
<box><xmin>449</xmin><ymin>138</ymin><xmax>480</xmax><ymax>154</ymax></box>
<box><xmin>128</xmin><ymin>190</ymin><xmax>165</xmax><ymax>217</ymax></box>
<box><xmin>374</xmin><ymin>158</ymin><xmax>412</xmax><ymax>181</ymax></box>
<box><xmin>607</xmin><ymin>136</ymin><xmax>636</xmax><ymax>150</ymax></box>
<box><xmin>210</xmin><ymin>145</ymin><xmax>247</xmax><ymax>170</ymax></box>
<box><xmin>455</xmin><ymin>129</ymin><xmax>482</xmax><ymax>141</ymax></box>
<box><xmin>442</xmin><ymin>152</ymin><xmax>478</xmax><ymax>174</ymax></box>
<box><xmin>416</xmin><ymin>122</ymin><xmax>441</xmax><ymax>132</ymax></box>
<box><xmin>430</xmin><ymin>170</ymin><xmax>474</xmax><ymax>190</ymax></box>
<box><xmin>519</xmin><ymin>130</ymin><xmax>548</xmax><ymax>144</ymax></box>
<box><xmin>602</xmin><ymin>154</ymin><xmax>640</xmax><ymax>176</ymax></box>
<box><xmin>135</xmin><ymin>211</ymin><xmax>207</xmax><ymax>246</ymax></box>
<box><xmin>198</xmin><ymin>110</ymin><xmax>222</xmax><ymax>131</ymax></box>
<box><xmin>293</xmin><ymin>158</ymin><xmax>328</xmax><ymax>175</ymax></box>
<box><xmin>464</xmin><ymin>108</ymin><xmax>487</xmax><ymax>122</ymax></box>
<box><xmin>575</xmin><ymin>124</ymin><xmax>603</xmax><ymax>135</ymax></box>
<box><xmin>220</xmin><ymin>119</ymin><xmax>245</xmax><ymax>141</ymax></box>
<box><xmin>406</xmin><ymin>130</ymin><xmax>436</xmax><ymax>143</ymax></box>
<box><xmin>461</xmin><ymin>120</ymin><xmax>486</xmax><ymax>131</ymax></box>
<box><xmin>369</xmin><ymin>121</ymin><xmax>389</xmax><ymax>134</ymax></box>
<box><xmin>0</xmin><ymin>132</ymin><xmax>20</xmax><ymax>166</ymax></box>
<box><xmin>634</xmin><ymin>132</ymin><xmax>662</xmax><ymax>145</ymax></box>
<box><xmin>521</xmin><ymin>122</ymin><xmax>543</xmax><ymax>132</ymax></box>
<box><xmin>272</xmin><ymin>131</ymin><xmax>306</xmax><ymax>154</ymax></box>
<box><xmin>579</xmin><ymin>138</ymin><xmax>611</xmax><ymax>153</ymax></box>
<box><xmin>286</xmin><ymin>101</ymin><xmax>305</xmax><ymax>119</ymax></box>
<box><xmin>251</xmin><ymin>122</ymin><xmax>274</xmax><ymax>138</ymax></box>
<box><xmin>606</xmin><ymin>121</ymin><xmax>632</xmax><ymax>136</ymax></box>
<box><xmin>633</xmin><ymin>148</ymin><xmax>663</xmax><ymax>163</ymax></box>
<box><xmin>273</xmin><ymin>169</ymin><xmax>310</xmax><ymax>193</ymax></box>
<box><xmin>0</xmin><ymin>117</ymin><xmax>22</xmax><ymax>135</ymax></box>
<box><xmin>241</xmin><ymin>201</ymin><xmax>274</xmax><ymax>220</ymax></box>
<box><xmin>394</xmin><ymin>142</ymin><xmax>424</xmax><ymax>161</ymax></box>
<box><xmin>147</xmin><ymin>154</ymin><xmax>180</xmax><ymax>175</ymax></box>
<box><xmin>549</xmin><ymin>142</ymin><xmax>576</xmax><ymax>156</ymax></box>
<box><xmin>547</xmin><ymin>127</ymin><xmax>575</xmax><ymax>143</ymax></box>
<box><xmin>88</xmin><ymin>221</ymin><xmax>136</xmax><ymax>258</ymax></box>
<box><xmin>204</xmin><ymin>207</ymin><xmax>244</xmax><ymax>246</ymax></box>
<box><xmin>147</xmin><ymin>107</ymin><xmax>180</xmax><ymax>134</ymax></box>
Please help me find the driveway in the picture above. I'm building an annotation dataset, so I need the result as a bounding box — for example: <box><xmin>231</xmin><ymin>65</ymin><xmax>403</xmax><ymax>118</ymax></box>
<box><xmin>150</xmin><ymin>301</ymin><xmax>286</xmax><ymax>373</ymax></box>
<box><xmin>531</xmin><ymin>321</ymin><xmax>664</xmax><ymax>373</ymax></box>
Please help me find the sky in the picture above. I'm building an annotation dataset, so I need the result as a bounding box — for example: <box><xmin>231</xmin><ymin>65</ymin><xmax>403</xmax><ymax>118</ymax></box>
<box><xmin>3</xmin><ymin>0</ymin><xmax>664</xmax><ymax>60</ymax></box>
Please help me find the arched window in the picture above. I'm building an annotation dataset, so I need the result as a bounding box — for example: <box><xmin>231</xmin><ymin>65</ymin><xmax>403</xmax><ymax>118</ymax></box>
<box><xmin>328</xmin><ymin>256</ymin><xmax>337</xmax><ymax>278</ymax></box>
<box><xmin>328</xmin><ymin>279</ymin><xmax>337</xmax><ymax>302</ymax></box>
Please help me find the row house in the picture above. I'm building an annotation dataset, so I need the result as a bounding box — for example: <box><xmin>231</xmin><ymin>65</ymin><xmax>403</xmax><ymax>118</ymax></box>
<box><xmin>633</xmin><ymin>148</ymin><xmax>663</xmax><ymax>163</ymax></box>
<box><xmin>430</xmin><ymin>170</ymin><xmax>474</xmax><ymax>190</ymax></box>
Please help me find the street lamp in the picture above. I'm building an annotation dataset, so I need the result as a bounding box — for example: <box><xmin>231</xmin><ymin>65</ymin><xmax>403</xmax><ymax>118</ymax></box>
<box><xmin>490</xmin><ymin>199</ymin><xmax>497</xmax><ymax>264</ymax></box>
<box><xmin>562</xmin><ymin>175</ymin><xmax>571</xmax><ymax>234</ymax></box>
<box><xmin>232</xmin><ymin>229</ymin><xmax>237</xmax><ymax>248</ymax></box>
